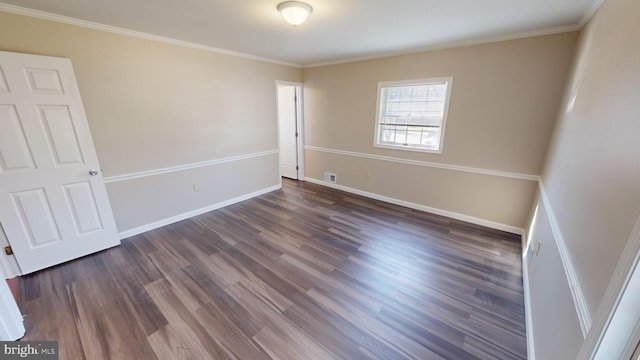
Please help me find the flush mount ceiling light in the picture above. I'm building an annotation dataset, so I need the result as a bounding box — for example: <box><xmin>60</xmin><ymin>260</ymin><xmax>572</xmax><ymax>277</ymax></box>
<box><xmin>277</xmin><ymin>1</ymin><xmax>313</xmax><ymax>26</ymax></box>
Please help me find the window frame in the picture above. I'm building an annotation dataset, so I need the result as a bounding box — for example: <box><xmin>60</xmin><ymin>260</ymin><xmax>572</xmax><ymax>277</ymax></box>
<box><xmin>374</xmin><ymin>77</ymin><xmax>454</xmax><ymax>154</ymax></box>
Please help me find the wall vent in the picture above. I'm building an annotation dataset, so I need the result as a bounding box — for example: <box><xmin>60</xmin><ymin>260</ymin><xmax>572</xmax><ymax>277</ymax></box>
<box><xmin>324</xmin><ymin>172</ymin><xmax>337</xmax><ymax>183</ymax></box>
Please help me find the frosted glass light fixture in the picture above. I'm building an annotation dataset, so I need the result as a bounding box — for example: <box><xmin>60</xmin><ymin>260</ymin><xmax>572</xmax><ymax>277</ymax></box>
<box><xmin>278</xmin><ymin>1</ymin><xmax>313</xmax><ymax>26</ymax></box>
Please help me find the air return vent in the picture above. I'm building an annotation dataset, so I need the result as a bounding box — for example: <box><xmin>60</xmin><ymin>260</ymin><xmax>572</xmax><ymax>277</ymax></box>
<box><xmin>324</xmin><ymin>172</ymin><xmax>336</xmax><ymax>183</ymax></box>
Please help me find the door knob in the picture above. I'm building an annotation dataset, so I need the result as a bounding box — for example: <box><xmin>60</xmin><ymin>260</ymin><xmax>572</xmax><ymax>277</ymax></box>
<box><xmin>89</xmin><ymin>169</ymin><xmax>99</xmax><ymax>176</ymax></box>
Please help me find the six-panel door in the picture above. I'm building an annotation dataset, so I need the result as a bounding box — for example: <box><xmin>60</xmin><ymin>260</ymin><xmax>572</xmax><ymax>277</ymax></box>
<box><xmin>0</xmin><ymin>51</ymin><xmax>119</xmax><ymax>274</ymax></box>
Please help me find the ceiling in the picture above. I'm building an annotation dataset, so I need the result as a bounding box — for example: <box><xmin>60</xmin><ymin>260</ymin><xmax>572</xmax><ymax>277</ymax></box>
<box><xmin>0</xmin><ymin>0</ymin><xmax>600</xmax><ymax>67</ymax></box>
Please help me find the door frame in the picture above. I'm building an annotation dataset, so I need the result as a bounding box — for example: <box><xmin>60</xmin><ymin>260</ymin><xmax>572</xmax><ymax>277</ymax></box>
<box><xmin>0</xmin><ymin>224</ymin><xmax>20</xmax><ymax>278</ymax></box>
<box><xmin>276</xmin><ymin>81</ymin><xmax>304</xmax><ymax>182</ymax></box>
<box><xmin>0</xmin><ymin>265</ymin><xmax>24</xmax><ymax>340</ymax></box>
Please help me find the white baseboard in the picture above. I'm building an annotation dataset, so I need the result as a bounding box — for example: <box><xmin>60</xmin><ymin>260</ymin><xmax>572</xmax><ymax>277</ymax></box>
<box><xmin>304</xmin><ymin>177</ymin><xmax>524</xmax><ymax>235</ymax></box>
<box><xmin>117</xmin><ymin>184</ymin><xmax>281</xmax><ymax>240</ymax></box>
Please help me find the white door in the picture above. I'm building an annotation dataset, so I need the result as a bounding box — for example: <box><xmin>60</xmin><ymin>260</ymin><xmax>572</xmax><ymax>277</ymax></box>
<box><xmin>0</xmin><ymin>51</ymin><xmax>119</xmax><ymax>275</ymax></box>
<box><xmin>278</xmin><ymin>85</ymin><xmax>299</xmax><ymax>180</ymax></box>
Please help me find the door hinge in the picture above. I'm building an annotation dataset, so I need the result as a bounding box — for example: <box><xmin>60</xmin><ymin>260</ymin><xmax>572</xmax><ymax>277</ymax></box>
<box><xmin>4</xmin><ymin>246</ymin><xmax>13</xmax><ymax>255</ymax></box>
<box><xmin>295</xmin><ymin>132</ymin><xmax>299</xmax><ymax>137</ymax></box>
<box><xmin>296</xmin><ymin>166</ymin><xmax>299</xmax><ymax>170</ymax></box>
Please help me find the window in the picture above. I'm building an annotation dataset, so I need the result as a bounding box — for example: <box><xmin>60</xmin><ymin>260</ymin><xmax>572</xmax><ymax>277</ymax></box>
<box><xmin>374</xmin><ymin>77</ymin><xmax>453</xmax><ymax>153</ymax></box>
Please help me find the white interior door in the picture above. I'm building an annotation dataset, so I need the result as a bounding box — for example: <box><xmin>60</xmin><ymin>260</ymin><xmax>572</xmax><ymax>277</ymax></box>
<box><xmin>278</xmin><ymin>85</ymin><xmax>299</xmax><ymax>180</ymax></box>
<box><xmin>0</xmin><ymin>51</ymin><xmax>119</xmax><ymax>275</ymax></box>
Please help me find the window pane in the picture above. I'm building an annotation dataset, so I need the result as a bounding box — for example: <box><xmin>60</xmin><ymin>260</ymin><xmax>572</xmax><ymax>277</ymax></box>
<box><xmin>412</xmin><ymin>86</ymin><xmax>429</xmax><ymax>101</ymax></box>
<box><xmin>395</xmin><ymin>128</ymin><xmax>408</xmax><ymax>144</ymax></box>
<box><xmin>406</xmin><ymin>130</ymin><xmax>423</xmax><ymax>145</ymax></box>
<box><xmin>382</xmin><ymin>83</ymin><xmax>447</xmax><ymax>126</ymax></box>
<box><xmin>385</xmin><ymin>102</ymin><xmax>399</xmax><ymax>116</ymax></box>
<box><xmin>399</xmin><ymin>88</ymin><xmax>412</xmax><ymax>102</ymax></box>
<box><xmin>426</xmin><ymin>101</ymin><xmax>444</xmax><ymax>114</ymax></box>
<box><xmin>397</xmin><ymin>102</ymin><xmax>411</xmax><ymax>115</ymax></box>
<box><xmin>387</xmin><ymin>88</ymin><xmax>400</xmax><ymax>101</ymax></box>
<box><xmin>378</xmin><ymin>124</ymin><xmax>441</xmax><ymax>149</ymax></box>
<box><xmin>380</xmin><ymin>126</ymin><xmax>397</xmax><ymax>143</ymax></box>
<box><xmin>410</xmin><ymin>102</ymin><xmax>426</xmax><ymax>115</ymax></box>
<box><xmin>377</xmin><ymin>78</ymin><xmax>451</xmax><ymax>152</ymax></box>
<box><xmin>421</xmin><ymin>129</ymin><xmax>440</xmax><ymax>147</ymax></box>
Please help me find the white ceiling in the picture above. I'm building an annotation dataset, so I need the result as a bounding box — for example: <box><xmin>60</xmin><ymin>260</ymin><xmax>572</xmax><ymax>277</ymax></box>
<box><xmin>0</xmin><ymin>0</ymin><xmax>600</xmax><ymax>67</ymax></box>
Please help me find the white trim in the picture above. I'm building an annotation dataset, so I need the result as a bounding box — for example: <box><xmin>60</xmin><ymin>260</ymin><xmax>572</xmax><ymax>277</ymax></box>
<box><xmin>580</xmin><ymin>0</ymin><xmax>605</xmax><ymax>27</ymax></box>
<box><xmin>0</xmin><ymin>224</ymin><xmax>21</xmax><ymax>279</ymax></box>
<box><xmin>275</xmin><ymin>80</ymin><xmax>304</xmax><ymax>87</ymax></box>
<box><xmin>626</xmin><ymin>324</ymin><xmax>640</xmax><ymax>360</ymax></box>
<box><xmin>0</xmin><ymin>270</ymin><xmax>24</xmax><ymax>341</ymax></box>
<box><xmin>538</xmin><ymin>181</ymin><xmax>591</xmax><ymax>336</ymax></box>
<box><xmin>304</xmin><ymin>177</ymin><xmax>524</xmax><ymax>235</ymax></box>
<box><xmin>0</xmin><ymin>2</ymin><xmax>588</xmax><ymax>70</ymax></box>
<box><xmin>117</xmin><ymin>184</ymin><xmax>281</xmax><ymax>239</ymax></box>
<box><xmin>305</xmin><ymin>146</ymin><xmax>540</xmax><ymax>181</ymax></box>
<box><xmin>522</xmin><ymin>249</ymin><xmax>536</xmax><ymax>360</ymax></box>
<box><xmin>578</xmin><ymin>211</ymin><xmax>640</xmax><ymax>359</ymax></box>
<box><xmin>0</xmin><ymin>3</ymin><xmax>300</xmax><ymax>68</ymax></box>
<box><xmin>627</xmin><ymin>325</ymin><xmax>640</xmax><ymax>360</ymax></box>
<box><xmin>304</xmin><ymin>24</ymin><xmax>581</xmax><ymax>68</ymax></box>
<box><xmin>104</xmin><ymin>150</ymin><xmax>278</xmax><ymax>183</ymax></box>
<box><xmin>522</xmin><ymin>204</ymin><xmax>538</xmax><ymax>360</ymax></box>
<box><xmin>296</xmin><ymin>85</ymin><xmax>306</xmax><ymax>180</ymax></box>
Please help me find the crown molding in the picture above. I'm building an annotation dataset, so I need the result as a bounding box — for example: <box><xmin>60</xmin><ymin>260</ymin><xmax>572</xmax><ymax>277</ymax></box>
<box><xmin>0</xmin><ymin>3</ymin><xmax>302</xmax><ymax>68</ymax></box>
<box><xmin>304</xmin><ymin>24</ymin><xmax>582</xmax><ymax>68</ymax></box>
<box><xmin>0</xmin><ymin>1</ymin><xmax>601</xmax><ymax>71</ymax></box>
<box><xmin>580</xmin><ymin>0</ymin><xmax>606</xmax><ymax>27</ymax></box>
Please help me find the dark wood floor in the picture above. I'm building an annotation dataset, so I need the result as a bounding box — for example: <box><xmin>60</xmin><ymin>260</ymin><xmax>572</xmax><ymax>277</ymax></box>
<box><xmin>21</xmin><ymin>179</ymin><xmax>527</xmax><ymax>359</ymax></box>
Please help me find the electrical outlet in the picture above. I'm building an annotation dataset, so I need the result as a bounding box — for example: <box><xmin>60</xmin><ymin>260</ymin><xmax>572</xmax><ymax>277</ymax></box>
<box><xmin>193</xmin><ymin>183</ymin><xmax>200</xmax><ymax>192</ymax></box>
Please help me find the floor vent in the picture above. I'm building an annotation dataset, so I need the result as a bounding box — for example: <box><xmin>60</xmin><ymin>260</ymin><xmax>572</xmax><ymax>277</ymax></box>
<box><xmin>324</xmin><ymin>172</ymin><xmax>337</xmax><ymax>183</ymax></box>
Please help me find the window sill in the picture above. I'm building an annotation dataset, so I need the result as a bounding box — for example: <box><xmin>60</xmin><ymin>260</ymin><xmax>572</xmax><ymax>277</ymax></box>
<box><xmin>373</xmin><ymin>143</ymin><xmax>443</xmax><ymax>154</ymax></box>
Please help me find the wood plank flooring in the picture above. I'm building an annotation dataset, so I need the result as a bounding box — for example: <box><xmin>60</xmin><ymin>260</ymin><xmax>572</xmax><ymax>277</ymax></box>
<box><xmin>21</xmin><ymin>179</ymin><xmax>527</xmax><ymax>359</ymax></box>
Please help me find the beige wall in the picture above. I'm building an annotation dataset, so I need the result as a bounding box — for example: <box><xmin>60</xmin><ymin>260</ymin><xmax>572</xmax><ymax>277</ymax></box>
<box><xmin>0</xmin><ymin>11</ymin><xmax>302</xmax><ymax>233</ymax></box>
<box><xmin>303</xmin><ymin>33</ymin><xmax>578</xmax><ymax>229</ymax></box>
<box><xmin>526</xmin><ymin>0</ymin><xmax>640</xmax><ymax>356</ymax></box>
<box><xmin>539</xmin><ymin>0</ymin><xmax>640</xmax><ymax>318</ymax></box>
<box><xmin>107</xmin><ymin>154</ymin><xmax>280</xmax><ymax>233</ymax></box>
<box><xmin>306</xmin><ymin>151</ymin><xmax>538</xmax><ymax>227</ymax></box>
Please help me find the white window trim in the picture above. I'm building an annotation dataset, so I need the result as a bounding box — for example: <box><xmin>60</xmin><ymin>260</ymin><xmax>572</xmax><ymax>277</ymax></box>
<box><xmin>374</xmin><ymin>77</ymin><xmax>454</xmax><ymax>154</ymax></box>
